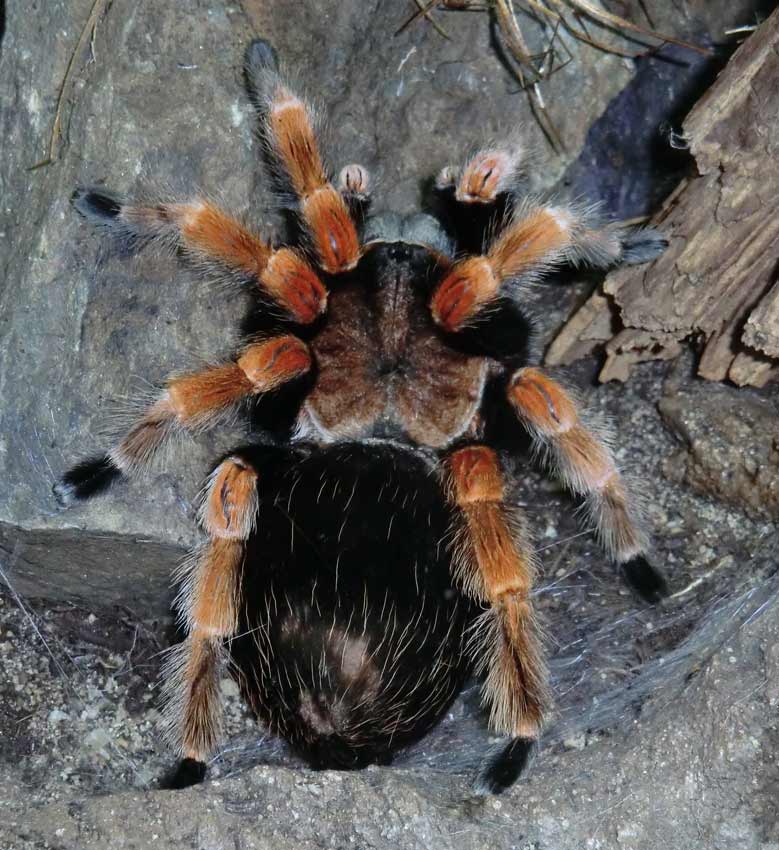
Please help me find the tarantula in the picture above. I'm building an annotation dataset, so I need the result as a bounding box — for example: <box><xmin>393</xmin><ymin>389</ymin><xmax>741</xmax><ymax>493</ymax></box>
<box><xmin>54</xmin><ymin>38</ymin><xmax>668</xmax><ymax>794</ymax></box>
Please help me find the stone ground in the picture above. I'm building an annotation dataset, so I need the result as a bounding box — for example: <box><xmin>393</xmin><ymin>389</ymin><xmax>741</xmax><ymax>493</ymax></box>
<box><xmin>1</xmin><ymin>1</ymin><xmax>779</xmax><ymax>848</ymax></box>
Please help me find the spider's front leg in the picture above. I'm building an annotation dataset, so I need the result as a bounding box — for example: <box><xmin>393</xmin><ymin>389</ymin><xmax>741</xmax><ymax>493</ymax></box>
<box><xmin>507</xmin><ymin>367</ymin><xmax>667</xmax><ymax>602</ymax></box>
<box><xmin>72</xmin><ymin>190</ymin><xmax>327</xmax><ymax>325</ymax></box>
<box><xmin>160</xmin><ymin>454</ymin><xmax>258</xmax><ymax>788</ymax></box>
<box><xmin>53</xmin><ymin>335</ymin><xmax>311</xmax><ymax>505</ymax></box>
<box><xmin>445</xmin><ymin>445</ymin><xmax>549</xmax><ymax>794</ymax></box>
<box><xmin>430</xmin><ymin>201</ymin><xmax>667</xmax><ymax>333</ymax></box>
<box><xmin>244</xmin><ymin>40</ymin><xmax>362</xmax><ymax>274</ymax></box>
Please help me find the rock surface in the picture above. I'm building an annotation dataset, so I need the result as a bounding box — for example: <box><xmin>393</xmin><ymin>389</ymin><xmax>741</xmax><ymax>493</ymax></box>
<box><xmin>659</xmin><ymin>381</ymin><xmax>779</xmax><ymax>521</ymax></box>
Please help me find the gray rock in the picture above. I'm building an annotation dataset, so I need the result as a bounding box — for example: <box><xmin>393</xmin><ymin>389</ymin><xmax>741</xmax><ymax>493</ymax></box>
<box><xmin>659</xmin><ymin>382</ymin><xmax>779</xmax><ymax>520</ymax></box>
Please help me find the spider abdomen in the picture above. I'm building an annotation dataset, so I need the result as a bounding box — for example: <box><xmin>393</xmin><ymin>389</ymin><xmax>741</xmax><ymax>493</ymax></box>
<box><xmin>230</xmin><ymin>442</ymin><xmax>475</xmax><ymax>768</ymax></box>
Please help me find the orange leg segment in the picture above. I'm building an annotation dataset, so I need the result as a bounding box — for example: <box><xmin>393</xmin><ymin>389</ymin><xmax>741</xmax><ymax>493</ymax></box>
<box><xmin>446</xmin><ymin>446</ymin><xmax>548</xmax><ymax>739</ymax></box>
<box><xmin>121</xmin><ymin>199</ymin><xmax>326</xmax><ymax>324</ymax></box>
<box><xmin>264</xmin><ymin>83</ymin><xmax>360</xmax><ymax>273</ymax></box>
<box><xmin>508</xmin><ymin>367</ymin><xmax>649</xmax><ymax>563</ymax></box>
<box><xmin>431</xmin><ymin>206</ymin><xmax>576</xmax><ymax>331</ymax></box>
<box><xmin>110</xmin><ymin>336</ymin><xmax>311</xmax><ymax>474</ymax></box>
<box><xmin>163</xmin><ymin>455</ymin><xmax>258</xmax><ymax>762</ymax></box>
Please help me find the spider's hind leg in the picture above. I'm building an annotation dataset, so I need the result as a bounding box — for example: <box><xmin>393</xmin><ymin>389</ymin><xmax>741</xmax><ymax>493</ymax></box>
<box><xmin>445</xmin><ymin>445</ymin><xmax>549</xmax><ymax>794</ymax></box>
<box><xmin>160</xmin><ymin>454</ymin><xmax>259</xmax><ymax>788</ymax></box>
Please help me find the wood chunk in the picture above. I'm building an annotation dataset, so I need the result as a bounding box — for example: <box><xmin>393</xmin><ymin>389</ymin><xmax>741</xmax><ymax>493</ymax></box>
<box><xmin>547</xmin><ymin>9</ymin><xmax>779</xmax><ymax>387</ymax></box>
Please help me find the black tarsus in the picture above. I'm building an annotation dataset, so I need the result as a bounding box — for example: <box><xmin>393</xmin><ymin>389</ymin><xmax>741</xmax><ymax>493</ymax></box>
<box><xmin>72</xmin><ymin>188</ymin><xmax>123</xmax><ymax>223</ymax></box>
<box><xmin>161</xmin><ymin>758</ymin><xmax>207</xmax><ymax>790</ymax></box>
<box><xmin>621</xmin><ymin>554</ymin><xmax>669</xmax><ymax>603</ymax></box>
<box><xmin>244</xmin><ymin>38</ymin><xmax>279</xmax><ymax>74</ymax></box>
<box><xmin>244</xmin><ymin>38</ymin><xmax>280</xmax><ymax>107</ymax></box>
<box><xmin>474</xmin><ymin>737</ymin><xmax>538</xmax><ymax>795</ymax></box>
<box><xmin>53</xmin><ymin>455</ymin><xmax>123</xmax><ymax>507</ymax></box>
<box><xmin>620</xmin><ymin>226</ymin><xmax>668</xmax><ymax>265</ymax></box>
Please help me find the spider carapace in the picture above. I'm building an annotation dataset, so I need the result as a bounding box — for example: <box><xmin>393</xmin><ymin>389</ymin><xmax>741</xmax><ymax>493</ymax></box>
<box><xmin>54</xmin><ymin>38</ymin><xmax>668</xmax><ymax>794</ymax></box>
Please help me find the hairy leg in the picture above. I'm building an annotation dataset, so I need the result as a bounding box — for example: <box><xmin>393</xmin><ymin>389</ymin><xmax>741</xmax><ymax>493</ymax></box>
<box><xmin>244</xmin><ymin>39</ymin><xmax>360</xmax><ymax>274</ymax></box>
<box><xmin>507</xmin><ymin>367</ymin><xmax>667</xmax><ymax>602</ymax></box>
<box><xmin>445</xmin><ymin>445</ymin><xmax>549</xmax><ymax>793</ymax></box>
<box><xmin>160</xmin><ymin>455</ymin><xmax>258</xmax><ymax>787</ymax></box>
<box><xmin>430</xmin><ymin>201</ymin><xmax>667</xmax><ymax>332</ymax></box>
<box><xmin>54</xmin><ymin>336</ymin><xmax>311</xmax><ymax>505</ymax></box>
<box><xmin>73</xmin><ymin>190</ymin><xmax>326</xmax><ymax>324</ymax></box>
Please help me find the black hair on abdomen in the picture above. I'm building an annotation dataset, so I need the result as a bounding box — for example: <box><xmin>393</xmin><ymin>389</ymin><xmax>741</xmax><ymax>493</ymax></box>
<box><xmin>230</xmin><ymin>442</ymin><xmax>475</xmax><ymax>769</ymax></box>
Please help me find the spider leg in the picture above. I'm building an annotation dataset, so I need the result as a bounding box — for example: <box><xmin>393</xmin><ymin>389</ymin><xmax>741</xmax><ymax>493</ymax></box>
<box><xmin>53</xmin><ymin>335</ymin><xmax>311</xmax><ymax>505</ymax></box>
<box><xmin>507</xmin><ymin>367</ymin><xmax>668</xmax><ymax>602</ymax></box>
<box><xmin>444</xmin><ymin>445</ymin><xmax>549</xmax><ymax>793</ymax></box>
<box><xmin>244</xmin><ymin>40</ymin><xmax>360</xmax><ymax>274</ymax></box>
<box><xmin>73</xmin><ymin>190</ymin><xmax>326</xmax><ymax>324</ymax></box>
<box><xmin>160</xmin><ymin>455</ymin><xmax>258</xmax><ymax>787</ymax></box>
<box><xmin>430</xmin><ymin>202</ymin><xmax>667</xmax><ymax>332</ymax></box>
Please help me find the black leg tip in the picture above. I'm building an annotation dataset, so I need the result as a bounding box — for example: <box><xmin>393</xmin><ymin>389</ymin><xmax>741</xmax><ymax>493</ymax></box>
<box><xmin>161</xmin><ymin>758</ymin><xmax>207</xmax><ymax>790</ymax></box>
<box><xmin>72</xmin><ymin>187</ymin><xmax>123</xmax><ymax>223</ymax></box>
<box><xmin>621</xmin><ymin>555</ymin><xmax>669</xmax><ymax>603</ymax></box>
<box><xmin>244</xmin><ymin>38</ymin><xmax>279</xmax><ymax>75</ymax></box>
<box><xmin>620</xmin><ymin>227</ymin><xmax>668</xmax><ymax>265</ymax></box>
<box><xmin>474</xmin><ymin>737</ymin><xmax>538</xmax><ymax>796</ymax></box>
<box><xmin>53</xmin><ymin>455</ymin><xmax>122</xmax><ymax>507</ymax></box>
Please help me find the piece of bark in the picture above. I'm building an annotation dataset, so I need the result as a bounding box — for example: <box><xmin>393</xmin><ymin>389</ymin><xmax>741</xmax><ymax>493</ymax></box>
<box><xmin>547</xmin><ymin>9</ymin><xmax>779</xmax><ymax>387</ymax></box>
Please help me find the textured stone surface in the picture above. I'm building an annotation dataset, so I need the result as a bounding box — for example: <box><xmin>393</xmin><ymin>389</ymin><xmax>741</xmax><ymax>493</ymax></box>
<box><xmin>659</xmin><ymin>381</ymin><xmax>779</xmax><ymax>521</ymax></box>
